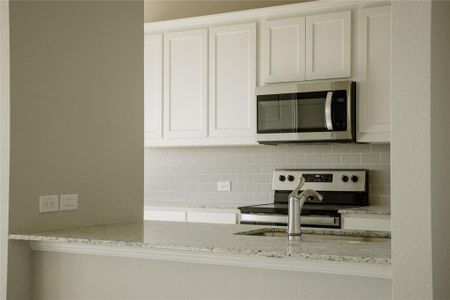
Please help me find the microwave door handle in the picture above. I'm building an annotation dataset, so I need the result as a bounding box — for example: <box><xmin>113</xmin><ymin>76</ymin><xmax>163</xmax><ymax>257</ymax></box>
<box><xmin>325</xmin><ymin>91</ymin><xmax>333</xmax><ymax>130</ymax></box>
<box><xmin>293</xmin><ymin>93</ymin><xmax>297</xmax><ymax>131</ymax></box>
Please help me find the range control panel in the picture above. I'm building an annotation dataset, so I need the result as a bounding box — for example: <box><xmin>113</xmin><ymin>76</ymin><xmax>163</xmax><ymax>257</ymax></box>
<box><xmin>272</xmin><ymin>169</ymin><xmax>367</xmax><ymax>192</ymax></box>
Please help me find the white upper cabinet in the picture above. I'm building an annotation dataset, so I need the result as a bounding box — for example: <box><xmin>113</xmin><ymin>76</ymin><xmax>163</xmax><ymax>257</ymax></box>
<box><xmin>163</xmin><ymin>29</ymin><xmax>208</xmax><ymax>139</ymax></box>
<box><xmin>144</xmin><ymin>34</ymin><xmax>162</xmax><ymax>142</ymax></box>
<box><xmin>143</xmin><ymin>1</ymin><xmax>389</xmax><ymax>147</ymax></box>
<box><xmin>260</xmin><ymin>17</ymin><xmax>306</xmax><ymax>84</ymax></box>
<box><xmin>357</xmin><ymin>6</ymin><xmax>391</xmax><ymax>143</ymax></box>
<box><xmin>306</xmin><ymin>11</ymin><xmax>352</xmax><ymax>80</ymax></box>
<box><xmin>209</xmin><ymin>23</ymin><xmax>256</xmax><ymax>138</ymax></box>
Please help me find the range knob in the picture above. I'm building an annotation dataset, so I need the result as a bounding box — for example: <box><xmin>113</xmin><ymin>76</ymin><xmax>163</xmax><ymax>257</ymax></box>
<box><xmin>351</xmin><ymin>175</ymin><xmax>359</xmax><ymax>183</ymax></box>
<box><xmin>341</xmin><ymin>175</ymin><xmax>349</xmax><ymax>182</ymax></box>
<box><xmin>279</xmin><ymin>175</ymin><xmax>286</xmax><ymax>182</ymax></box>
<box><xmin>288</xmin><ymin>175</ymin><xmax>295</xmax><ymax>182</ymax></box>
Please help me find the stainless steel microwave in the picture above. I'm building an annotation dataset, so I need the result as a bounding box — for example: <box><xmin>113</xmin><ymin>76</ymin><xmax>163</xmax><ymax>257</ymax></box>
<box><xmin>256</xmin><ymin>80</ymin><xmax>356</xmax><ymax>144</ymax></box>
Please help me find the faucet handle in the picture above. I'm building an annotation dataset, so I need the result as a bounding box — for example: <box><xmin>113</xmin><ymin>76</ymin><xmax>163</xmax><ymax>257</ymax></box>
<box><xmin>288</xmin><ymin>176</ymin><xmax>306</xmax><ymax>199</ymax></box>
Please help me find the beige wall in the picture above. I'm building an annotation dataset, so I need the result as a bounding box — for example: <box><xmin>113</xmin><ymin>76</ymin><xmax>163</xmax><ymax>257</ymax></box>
<box><xmin>7</xmin><ymin>241</ymin><xmax>32</xmax><ymax>300</ymax></box>
<box><xmin>9</xmin><ymin>0</ymin><xmax>144</xmax><ymax>233</ymax></box>
<box><xmin>391</xmin><ymin>0</ymin><xmax>450</xmax><ymax>298</ymax></box>
<box><xmin>430</xmin><ymin>1</ymin><xmax>450</xmax><ymax>298</ymax></box>
<box><xmin>0</xmin><ymin>1</ymin><xmax>10</xmax><ymax>298</ymax></box>
<box><xmin>144</xmin><ymin>0</ymin><xmax>309</xmax><ymax>22</ymax></box>
<box><xmin>391</xmin><ymin>1</ymin><xmax>433</xmax><ymax>298</ymax></box>
<box><xmin>31</xmin><ymin>251</ymin><xmax>392</xmax><ymax>300</ymax></box>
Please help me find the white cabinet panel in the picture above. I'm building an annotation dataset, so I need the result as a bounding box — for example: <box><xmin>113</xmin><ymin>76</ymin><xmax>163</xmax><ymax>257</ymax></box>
<box><xmin>357</xmin><ymin>6</ymin><xmax>391</xmax><ymax>143</ymax></box>
<box><xmin>209</xmin><ymin>23</ymin><xmax>256</xmax><ymax>138</ymax></box>
<box><xmin>342</xmin><ymin>214</ymin><xmax>391</xmax><ymax>232</ymax></box>
<box><xmin>144</xmin><ymin>207</ymin><xmax>239</xmax><ymax>224</ymax></box>
<box><xmin>260</xmin><ymin>17</ymin><xmax>306</xmax><ymax>83</ymax></box>
<box><xmin>144</xmin><ymin>34</ymin><xmax>162</xmax><ymax>141</ymax></box>
<box><xmin>187</xmin><ymin>211</ymin><xmax>238</xmax><ymax>224</ymax></box>
<box><xmin>306</xmin><ymin>11</ymin><xmax>351</xmax><ymax>80</ymax></box>
<box><xmin>144</xmin><ymin>209</ymin><xmax>187</xmax><ymax>222</ymax></box>
<box><xmin>164</xmin><ymin>29</ymin><xmax>207</xmax><ymax>138</ymax></box>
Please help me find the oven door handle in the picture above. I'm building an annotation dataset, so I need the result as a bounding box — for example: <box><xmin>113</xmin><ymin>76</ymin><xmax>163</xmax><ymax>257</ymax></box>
<box><xmin>325</xmin><ymin>91</ymin><xmax>333</xmax><ymax>130</ymax></box>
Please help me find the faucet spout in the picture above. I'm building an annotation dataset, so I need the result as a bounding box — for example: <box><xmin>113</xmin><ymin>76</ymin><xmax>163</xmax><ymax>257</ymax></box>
<box><xmin>287</xmin><ymin>177</ymin><xmax>323</xmax><ymax>241</ymax></box>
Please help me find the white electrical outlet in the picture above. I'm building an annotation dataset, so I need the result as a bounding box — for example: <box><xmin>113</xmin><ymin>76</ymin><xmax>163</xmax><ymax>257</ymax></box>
<box><xmin>217</xmin><ymin>181</ymin><xmax>231</xmax><ymax>192</ymax></box>
<box><xmin>39</xmin><ymin>195</ymin><xmax>59</xmax><ymax>213</ymax></box>
<box><xmin>60</xmin><ymin>194</ymin><xmax>79</xmax><ymax>211</ymax></box>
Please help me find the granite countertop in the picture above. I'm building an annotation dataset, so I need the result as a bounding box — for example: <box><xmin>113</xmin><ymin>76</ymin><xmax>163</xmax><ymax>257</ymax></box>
<box><xmin>9</xmin><ymin>221</ymin><xmax>391</xmax><ymax>265</ymax></box>
<box><xmin>338</xmin><ymin>206</ymin><xmax>391</xmax><ymax>215</ymax></box>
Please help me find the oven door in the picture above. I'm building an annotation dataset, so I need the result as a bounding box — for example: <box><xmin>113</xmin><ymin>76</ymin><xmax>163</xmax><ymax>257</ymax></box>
<box><xmin>256</xmin><ymin>86</ymin><xmax>354</xmax><ymax>143</ymax></box>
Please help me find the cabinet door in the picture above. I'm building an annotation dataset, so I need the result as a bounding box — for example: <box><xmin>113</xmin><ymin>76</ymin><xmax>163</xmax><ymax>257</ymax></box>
<box><xmin>260</xmin><ymin>17</ymin><xmax>305</xmax><ymax>84</ymax></box>
<box><xmin>357</xmin><ymin>6</ymin><xmax>391</xmax><ymax>143</ymax></box>
<box><xmin>209</xmin><ymin>23</ymin><xmax>256</xmax><ymax>138</ymax></box>
<box><xmin>186</xmin><ymin>211</ymin><xmax>238</xmax><ymax>224</ymax></box>
<box><xmin>144</xmin><ymin>34</ymin><xmax>162</xmax><ymax>142</ymax></box>
<box><xmin>144</xmin><ymin>209</ymin><xmax>187</xmax><ymax>222</ymax></box>
<box><xmin>306</xmin><ymin>11</ymin><xmax>351</xmax><ymax>80</ymax></box>
<box><xmin>164</xmin><ymin>29</ymin><xmax>208</xmax><ymax>138</ymax></box>
<box><xmin>342</xmin><ymin>214</ymin><xmax>391</xmax><ymax>232</ymax></box>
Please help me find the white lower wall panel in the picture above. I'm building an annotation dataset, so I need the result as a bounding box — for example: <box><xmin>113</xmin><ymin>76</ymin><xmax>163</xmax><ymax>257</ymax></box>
<box><xmin>31</xmin><ymin>248</ymin><xmax>392</xmax><ymax>300</ymax></box>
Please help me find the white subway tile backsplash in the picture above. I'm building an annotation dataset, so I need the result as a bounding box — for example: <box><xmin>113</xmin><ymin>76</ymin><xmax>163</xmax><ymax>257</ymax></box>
<box><xmin>361</xmin><ymin>153</ymin><xmax>381</xmax><ymax>164</ymax></box>
<box><xmin>146</xmin><ymin>182</ymin><xmax>168</xmax><ymax>191</ymax></box>
<box><xmin>243</xmin><ymin>165</ymin><xmax>260</xmax><ymax>174</ymax></box>
<box><xmin>260</xmin><ymin>164</ymin><xmax>279</xmax><ymax>173</ymax></box>
<box><xmin>145</xmin><ymin>144</ymin><xmax>391</xmax><ymax>208</ymax></box>
<box><xmin>252</xmin><ymin>193</ymin><xmax>271</xmax><ymax>202</ymax></box>
<box><xmin>313</xmin><ymin>144</ymin><xmax>332</xmax><ymax>153</ymax></box>
<box><xmin>189</xmin><ymin>193</ymin><xmax>204</xmax><ymax>202</ymax></box>
<box><xmin>251</xmin><ymin>174</ymin><xmax>270</xmax><ymax>184</ymax></box>
<box><xmin>370</xmin><ymin>144</ymin><xmax>390</xmax><ymax>152</ymax></box>
<box><xmin>341</xmin><ymin>153</ymin><xmax>361</xmax><ymax>164</ymax></box>
<box><xmin>332</xmin><ymin>144</ymin><xmax>352</xmax><ymax>153</ymax></box>
<box><xmin>370</xmin><ymin>184</ymin><xmax>391</xmax><ymax>195</ymax></box>
<box><xmin>286</xmin><ymin>153</ymin><xmax>303</xmax><ymax>164</ymax></box>
<box><xmin>294</xmin><ymin>163</ymin><xmax>314</xmax><ymax>169</ymax></box>
<box><xmin>322</xmin><ymin>154</ymin><xmax>341</xmax><ymax>164</ymax></box>
<box><xmin>303</xmin><ymin>153</ymin><xmax>322</xmax><ymax>164</ymax></box>
<box><xmin>269</xmin><ymin>154</ymin><xmax>287</xmax><ymax>164</ymax></box>
<box><xmin>296</xmin><ymin>145</ymin><xmax>314</xmax><ymax>153</ymax></box>
<box><xmin>242</xmin><ymin>183</ymin><xmax>257</xmax><ymax>193</ymax></box>
<box><xmin>351</xmin><ymin>144</ymin><xmax>371</xmax><ymax>153</ymax></box>
<box><xmin>231</xmin><ymin>183</ymin><xmax>246</xmax><ymax>193</ymax></box>
<box><xmin>234</xmin><ymin>174</ymin><xmax>252</xmax><ymax>184</ymax></box>
<box><xmin>381</xmin><ymin>152</ymin><xmax>390</xmax><ymax>164</ymax></box>
<box><xmin>227</xmin><ymin>165</ymin><xmax>244</xmax><ymax>174</ymax></box>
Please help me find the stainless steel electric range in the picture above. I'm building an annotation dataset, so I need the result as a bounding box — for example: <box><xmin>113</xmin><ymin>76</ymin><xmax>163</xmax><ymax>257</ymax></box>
<box><xmin>238</xmin><ymin>169</ymin><xmax>368</xmax><ymax>228</ymax></box>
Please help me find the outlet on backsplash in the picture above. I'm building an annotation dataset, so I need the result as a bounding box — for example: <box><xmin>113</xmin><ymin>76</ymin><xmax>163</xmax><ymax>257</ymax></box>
<box><xmin>217</xmin><ymin>181</ymin><xmax>231</xmax><ymax>192</ymax></box>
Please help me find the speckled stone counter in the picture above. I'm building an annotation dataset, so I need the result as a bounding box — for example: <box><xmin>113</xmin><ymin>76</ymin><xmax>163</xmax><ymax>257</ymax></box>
<box><xmin>9</xmin><ymin>221</ymin><xmax>391</xmax><ymax>266</ymax></box>
<box><xmin>338</xmin><ymin>205</ymin><xmax>391</xmax><ymax>215</ymax></box>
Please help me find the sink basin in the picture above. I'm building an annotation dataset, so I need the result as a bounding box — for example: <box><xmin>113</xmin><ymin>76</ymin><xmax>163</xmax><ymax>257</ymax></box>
<box><xmin>235</xmin><ymin>228</ymin><xmax>388</xmax><ymax>243</ymax></box>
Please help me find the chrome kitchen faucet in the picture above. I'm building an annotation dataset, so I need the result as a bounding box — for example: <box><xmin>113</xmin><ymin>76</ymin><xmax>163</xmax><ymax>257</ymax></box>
<box><xmin>287</xmin><ymin>176</ymin><xmax>323</xmax><ymax>241</ymax></box>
